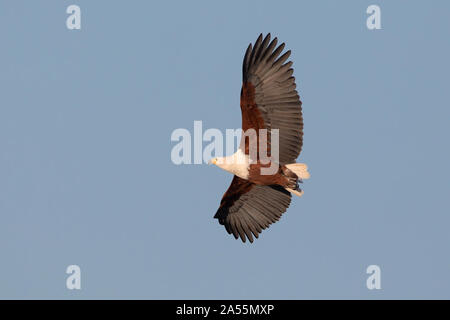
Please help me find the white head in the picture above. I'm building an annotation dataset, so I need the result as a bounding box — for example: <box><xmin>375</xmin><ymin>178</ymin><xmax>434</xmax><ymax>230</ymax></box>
<box><xmin>208</xmin><ymin>157</ymin><xmax>228</xmax><ymax>170</ymax></box>
<box><xmin>208</xmin><ymin>151</ymin><xmax>250</xmax><ymax>179</ymax></box>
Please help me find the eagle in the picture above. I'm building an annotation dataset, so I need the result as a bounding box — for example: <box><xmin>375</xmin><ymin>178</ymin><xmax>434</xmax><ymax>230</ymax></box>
<box><xmin>210</xmin><ymin>33</ymin><xmax>310</xmax><ymax>243</ymax></box>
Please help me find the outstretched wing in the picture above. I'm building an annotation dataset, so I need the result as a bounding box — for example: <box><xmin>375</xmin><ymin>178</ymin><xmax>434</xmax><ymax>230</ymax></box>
<box><xmin>214</xmin><ymin>175</ymin><xmax>292</xmax><ymax>243</ymax></box>
<box><xmin>240</xmin><ymin>33</ymin><xmax>303</xmax><ymax>165</ymax></box>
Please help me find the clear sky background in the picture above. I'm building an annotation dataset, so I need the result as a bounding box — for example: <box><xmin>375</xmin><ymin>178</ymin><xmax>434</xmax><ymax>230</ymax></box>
<box><xmin>1</xmin><ymin>0</ymin><xmax>449</xmax><ymax>299</ymax></box>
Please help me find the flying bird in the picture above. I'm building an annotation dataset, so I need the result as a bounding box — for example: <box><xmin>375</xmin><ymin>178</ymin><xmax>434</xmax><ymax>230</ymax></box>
<box><xmin>210</xmin><ymin>33</ymin><xmax>310</xmax><ymax>243</ymax></box>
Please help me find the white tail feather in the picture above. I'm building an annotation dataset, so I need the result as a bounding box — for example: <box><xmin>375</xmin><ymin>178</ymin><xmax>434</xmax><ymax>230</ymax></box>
<box><xmin>286</xmin><ymin>188</ymin><xmax>304</xmax><ymax>197</ymax></box>
<box><xmin>285</xmin><ymin>163</ymin><xmax>310</xmax><ymax>180</ymax></box>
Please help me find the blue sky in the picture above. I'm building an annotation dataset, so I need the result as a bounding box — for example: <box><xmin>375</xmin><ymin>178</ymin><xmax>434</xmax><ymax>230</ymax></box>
<box><xmin>0</xmin><ymin>0</ymin><xmax>449</xmax><ymax>299</ymax></box>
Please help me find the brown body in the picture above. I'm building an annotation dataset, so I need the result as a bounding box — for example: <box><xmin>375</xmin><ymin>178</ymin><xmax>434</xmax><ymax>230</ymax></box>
<box><xmin>248</xmin><ymin>163</ymin><xmax>298</xmax><ymax>189</ymax></box>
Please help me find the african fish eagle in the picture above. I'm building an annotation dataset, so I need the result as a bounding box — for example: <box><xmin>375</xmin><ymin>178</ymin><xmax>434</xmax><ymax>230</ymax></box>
<box><xmin>210</xmin><ymin>33</ymin><xmax>310</xmax><ymax>243</ymax></box>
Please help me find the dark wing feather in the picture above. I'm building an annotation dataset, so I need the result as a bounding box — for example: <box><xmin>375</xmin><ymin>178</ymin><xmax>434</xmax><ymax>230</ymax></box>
<box><xmin>241</xmin><ymin>33</ymin><xmax>303</xmax><ymax>165</ymax></box>
<box><xmin>214</xmin><ymin>175</ymin><xmax>292</xmax><ymax>243</ymax></box>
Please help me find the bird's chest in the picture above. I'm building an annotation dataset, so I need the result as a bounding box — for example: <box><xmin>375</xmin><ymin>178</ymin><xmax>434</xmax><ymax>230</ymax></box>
<box><xmin>227</xmin><ymin>163</ymin><xmax>250</xmax><ymax>180</ymax></box>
